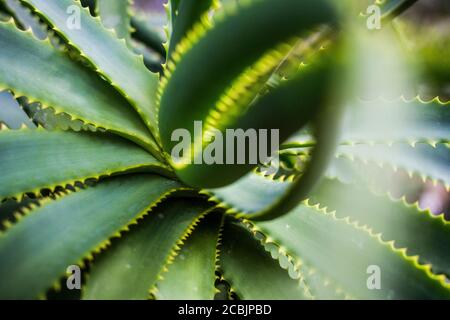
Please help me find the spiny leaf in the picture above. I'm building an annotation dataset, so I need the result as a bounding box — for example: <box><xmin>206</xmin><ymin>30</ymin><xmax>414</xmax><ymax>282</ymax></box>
<box><xmin>0</xmin><ymin>128</ymin><xmax>171</xmax><ymax>200</ymax></box>
<box><xmin>167</xmin><ymin>0</ymin><xmax>217</xmax><ymax>59</ymax></box>
<box><xmin>247</xmin><ymin>220</ymin><xmax>351</xmax><ymax>299</ymax></box>
<box><xmin>298</xmin><ymin>263</ymin><xmax>351</xmax><ymax>299</ymax></box>
<box><xmin>97</xmin><ymin>1</ymin><xmax>165</xmax><ymax>73</ymax></box>
<box><xmin>164</xmin><ymin>0</ymin><xmax>180</xmax><ymax>55</ymax></box>
<box><xmin>326</xmin><ymin>153</ymin><xmax>426</xmax><ymax>198</ymax></box>
<box><xmin>285</xmin><ymin>97</ymin><xmax>449</xmax><ymax>147</ymax></box>
<box><xmin>175</xmin><ymin>56</ymin><xmax>338</xmax><ymax>190</ymax></box>
<box><xmin>0</xmin><ymin>174</ymin><xmax>185</xmax><ymax>299</ymax></box>
<box><xmin>309</xmin><ymin>178</ymin><xmax>450</xmax><ymax>276</ymax></box>
<box><xmin>3</xmin><ymin>0</ymin><xmax>46</xmax><ymax>38</ymax></box>
<box><xmin>253</xmin><ymin>202</ymin><xmax>450</xmax><ymax>299</ymax></box>
<box><xmin>79</xmin><ymin>0</ymin><xmax>95</xmax><ymax>16</ymax></box>
<box><xmin>0</xmin><ymin>20</ymin><xmax>158</xmax><ymax>154</ymax></box>
<box><xmin>21</xmin><ymin>0</ymin><xmax>161</xmax><ymax>139</ymax></box>
<box><xmin>0</xmin><ymin>91</ymin><xmax>35</xmax><ymax>129</ymax></box>
<box><xmin>205</xmin><ymin>118</ymin><xmax>339</xmax><ymax>222</ymax></box>
<box><xmin>21</xmin><ymin>99</ymin><xmax>97</xmax><ymax>132</ymax></box>
<box><xmin>84</xmin><ymin>198</ymin><xmax>212</xmax><ymax>300</ymax></box>
<box><xmin>96</xmin><ymin>0</ymin><xmax>132</xmax><ymax>46</ymax></box>
<box><xmin>205</xmin><ymin>172</ymin><xmax>291</xmax><ymax>215</ymax></box>
<box><xmin>0</xmin><ymin>196</ymin><xmax>39</xmax><ymax>230</ymax></box>
<box><xmin>154</xmin><ymin>211</ymin><xmax>223</xmax><ymax>300</ymax></box>
<box><xmin>217</xmin><ymin>217</ymin><xmax>310</xmax><ymax>300</ymax></box>
<box><xmin>340</xmin><ymin>97</ymin><xmax>449</xmax><ymax>144</ymax></box>
<box><xmin>336</xmin><ymin>143</ymin><xmax>450</xmax><ymax>188</ymax></box>
<box><xmin>131</xmin><ymin>14</ymin><xmax>166</xmax><ymax>58</ymax></box>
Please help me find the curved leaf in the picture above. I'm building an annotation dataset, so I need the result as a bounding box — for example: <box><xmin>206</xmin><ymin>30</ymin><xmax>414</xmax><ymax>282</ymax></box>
<box><xmin>84</xmin><ymin>198</ymin><xmax>212</xmax><ymax>300</ymax></box>
<box><xmin>0</xmin><ymin>174</ymin><xmax>185</xmax><ymax>299</ymax></box>
<box><xmin>0</xmin><ymin>128</ymin><xmax>170</xmax><ymax>200</ymax></box>
<box><xmin>159</xmin><ymin>0</ymin><xmax>338</xmax><ymax>188</ymax></box>
<box><xmin>0</xmin><ymin>20</ymin><xmax>158</xmax><ymax>153</ymax></box>
<box><xmin>206</xmin><ymin>172</ymin><xmax>290</xmax><ymax>215</ymax></box>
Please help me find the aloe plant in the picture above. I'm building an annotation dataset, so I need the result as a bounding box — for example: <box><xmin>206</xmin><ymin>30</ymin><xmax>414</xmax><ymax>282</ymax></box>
<box><xmin>0</xmin><ymin>0</ymin><xmax>449</xmax><ymax>300</ymax></box>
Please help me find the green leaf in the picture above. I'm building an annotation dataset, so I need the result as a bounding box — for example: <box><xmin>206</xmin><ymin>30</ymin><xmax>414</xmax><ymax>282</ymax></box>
<box><xmin>249</xmin><ymin>221</ymin><xmax>351</xmax><ymax>299</ymax></box>
<box><xmin>166</xmin><ymin>0</ymin><xmax>180</xmax><ymax>52</ymax></box>
<box><xmin>0</xmin><ymin>174</ymin><xmax>185</xmax><ymax>299</ymax></box>
<box><xmin>131</xmin><ymin>37</ymin><xmax>164</xmax><ymax>73</ymax></box>
<box><xmin>336</xmin><ymin>143</ymin><xmax>450</xmax><ymax>187</ymax></box>
<box><xmin>298</xmin><ymin>263</ymin><xmax>351</xmax><ymax>299</ymax></box>
<box><xmin>21</xmin><ymin>0</ymin><xmax>161</xmax><ymax>137</ymax></box>
<box><xmin>309</xmin><ymin>178</ymin><xmax>450</xmax><ymax>276</ymax></box>
<box><xmin>0</xmin><ymin>197</ymin><xmax>39</xmax><ymax>229</ymax></box>
<box><xmin>159</xmin><ymin>0</ymin><xmax>337</xmax><ymax>186</ymax></box>
<box><xmin>0</xmin><ymin>20</ymin><xmax>158</xmax><ymax>153</ymax></box>
<box><xmin>84</xmin><ymin>198</ymin><xmax>212</xmax><ymax>300</ymax></box>
<box><xmin>326</xmin><ymin>153</ymin><xmax>425</xmax><ymax>197</ymax></box>
<box><xmin>340</xmin><ymin>97</ymin><xmax>449</xmax><ymax>144</ymax></box>
<box><xmin>96</xmin><ymin>0</ymin><xmax>132</xmax><ymax>45</ymax></box>
<box><xmin>205</xmin><ymin>119</ymin><xmax>337</xmax><ymax>222</ymax></box>
<box><xmin>0</xmin><ymin>91</ymin><xmax>35</xmax><ymax>129</ymax></box>
<box><xmin>208</xmin><ymin>137</ymin><xmax>449</xmax><ymax>220</ymax></box>
<box><xmin>206</xmin><ymin>172</ymin><xmax>290</xmax><ymax>215</ymax></box>
<box><xmin>21</xmin><ymin>99</ymin><xmax>97</xmax><ymax>131</ymax></box>
<box><xmin>3</xmin><ymin>0</ymin><xmax>47</xmax><ymax>39</ymax></box>
<box><xmin>218</xmin><ymin>218</ymin><xmax>310</xmax><ymax>300</ymax></box>
<box><xmin>171</xmin><ymin>57</ymin><xmax>338</xmax><ymax>190</ymax></box>
<box><xmin>154</xmin><ymin>211</ymin><xmax>223</xmax><ymax>300</ymax></box>
<box><xmin>253</xmin><ymin>203</ymin><xmax>450</xmax><ymax>299</ymax></box>
<box><xmin>130</xmin><ymin>14</ymin><xmax>165</xmax><ymax>58</ymax></box>
<box><xmin>0</xmin><ymin>128</ymin><xmax>170</xmax><ymax>200</ymax></box>
<box><xmin>167</xmin><ymin>0</ymin><xmax>216</xmax><ymax>59</ymax></box>
<box><xmin>285</xmin><ymin>97</ymin><xmax>450</xmax><ymax>147</ymax></box>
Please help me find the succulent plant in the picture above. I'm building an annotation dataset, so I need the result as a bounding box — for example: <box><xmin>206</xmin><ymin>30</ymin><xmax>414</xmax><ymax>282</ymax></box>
<box><xmin>0</xmin><ymin>0</ymin><xmax>449</xmax><ymax>300</ymax></box>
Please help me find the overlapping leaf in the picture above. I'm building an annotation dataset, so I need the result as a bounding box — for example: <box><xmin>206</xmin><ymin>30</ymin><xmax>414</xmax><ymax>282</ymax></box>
<box><xmin>309</xmin><ymin>178</ymin><xmax>450</xmax><ymax>276</ymax></box>
<box><xmin>21</xmin><ymin>0</ymin><xmax>161</xmax><ymax>137</ymax></box>
<box><xmin>84</xmin><ymin>198</ymin><xmax>212</xmax><ymax>300</ymax></box>
<box><xmin>253</xmin><ymin>203</ymin><xmax>450</xmax><ymax>299</ymax></box>
<box><xmin>0</xmin><ymin>20</ymin><xmax>157</xmax><ymax>153</ymax></box>
<box><xmin>0</xmin><ymin>174</ymin><xmax>185</xmax><ymax>299</ymax></box>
